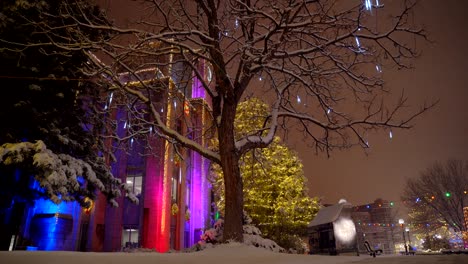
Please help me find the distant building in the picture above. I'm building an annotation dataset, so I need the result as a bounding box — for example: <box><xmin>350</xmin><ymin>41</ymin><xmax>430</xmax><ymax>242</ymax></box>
<box><xmin>352</xmin><ymin>199</ymin><xmax>399</xmax><ymax>254</ymax></box>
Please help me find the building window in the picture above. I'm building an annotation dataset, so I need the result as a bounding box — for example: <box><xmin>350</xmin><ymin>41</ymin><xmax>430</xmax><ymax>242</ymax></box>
<box><xmin>126</xmin><ymin>174</ymin><xmax>142</xmax><ymax>196</ymax></box>
<box><xmin>122</xmin><ymin>226</ymin><xmax>139</xmax><ymax>248</ymax></box>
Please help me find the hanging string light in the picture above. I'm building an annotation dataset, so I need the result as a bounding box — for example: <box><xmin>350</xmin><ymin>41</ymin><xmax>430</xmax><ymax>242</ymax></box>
<box><xmin>297</xmin><ymin>95</ymin><xmax>301</xmax><ymax>104</ymax></box>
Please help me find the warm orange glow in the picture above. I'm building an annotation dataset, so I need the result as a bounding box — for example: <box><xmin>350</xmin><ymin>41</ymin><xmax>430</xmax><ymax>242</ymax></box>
<box><xmin>83</xmin><ymin>198</ymin><xmax>94</xmax><ymax>214</ymax></box>
<box><xmin>184</xmin><ymin>100</ymin><xmax>190</xmax><ymax>116</ymax></box>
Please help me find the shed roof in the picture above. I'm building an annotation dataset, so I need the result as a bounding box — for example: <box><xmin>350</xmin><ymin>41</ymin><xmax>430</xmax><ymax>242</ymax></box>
<box><xmin>308</xmin><ymin>202</ymin><xmax>352</xmax><ymax>227</ymax></box>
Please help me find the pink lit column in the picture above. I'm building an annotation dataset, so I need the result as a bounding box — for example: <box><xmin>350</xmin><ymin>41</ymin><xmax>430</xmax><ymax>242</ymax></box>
<box><xmin>143</xmin><ymin>136</ymin><xmax>170</xmax><ymax>252</ymax></box>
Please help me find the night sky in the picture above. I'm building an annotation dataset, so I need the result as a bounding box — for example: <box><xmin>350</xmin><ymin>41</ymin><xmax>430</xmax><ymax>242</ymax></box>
<box><xmin>101</xmin><ymin>0</ymin><xmax>468</xmax><ymax>207</ymax></box>
<box><xmin>293</xmin><ymin>0</ymin><xmax>468</xmax><ymax>206</ymax></box>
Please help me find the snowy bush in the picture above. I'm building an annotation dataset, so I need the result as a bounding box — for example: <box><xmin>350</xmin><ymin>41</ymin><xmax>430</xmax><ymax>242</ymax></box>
<box><xmin>194</xmin><ymin>211</ymin><xmax>284</xmax><ymax>253</ymax></box>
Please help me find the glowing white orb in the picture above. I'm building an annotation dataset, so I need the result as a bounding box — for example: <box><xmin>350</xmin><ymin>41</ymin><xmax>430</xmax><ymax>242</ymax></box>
<box><xmin>334</xmin><ymin>218</ymin><xmax>357</xmax><ymax>244</ymax></box>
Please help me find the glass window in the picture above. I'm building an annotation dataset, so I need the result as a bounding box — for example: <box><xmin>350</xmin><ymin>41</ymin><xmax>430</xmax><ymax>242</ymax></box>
<box><xmin>126</xmin><ymin>174</ymin><xmax>143</xmax><ymax>196</ymax></box>
<box><xmin>122</xmin><ymin>227</ymin><xmax>139</xmax><ymax>248</ymax></box>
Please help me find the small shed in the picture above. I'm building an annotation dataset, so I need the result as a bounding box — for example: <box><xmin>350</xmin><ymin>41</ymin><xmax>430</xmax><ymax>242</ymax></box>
<box><xmin>308</xmin><ymin>200</ymin><xmax>358</xmax><ymax>255</ymax></box>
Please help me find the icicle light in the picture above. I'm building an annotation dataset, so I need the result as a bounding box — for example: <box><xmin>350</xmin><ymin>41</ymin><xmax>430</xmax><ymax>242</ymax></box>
<box><xmin>355</xmin><ymin>36</ymin><xmax>361</xmax><ymax>48</ymax></box>
<box><xmin>364</xmin><ymin>0</ymin><xmax>372</xmax><ymax>11</ymax></box>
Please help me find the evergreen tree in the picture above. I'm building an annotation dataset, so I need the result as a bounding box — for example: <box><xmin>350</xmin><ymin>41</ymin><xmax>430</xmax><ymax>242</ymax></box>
<box><xmin>212</xmin><ymin>98</ymin><xmax>320</xmax><ymax>249</ymax></box>
<box><xmin>0</xmin><ymin>0</ymin><xmax>131</xmax><ymax>210</ymax></box>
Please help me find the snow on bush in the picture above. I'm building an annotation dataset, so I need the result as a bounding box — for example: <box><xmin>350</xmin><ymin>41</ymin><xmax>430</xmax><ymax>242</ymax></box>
<box><xmin>194</xmin><ymin>211</ymin><xmax>285</xmax><ymax>253</ymax></box>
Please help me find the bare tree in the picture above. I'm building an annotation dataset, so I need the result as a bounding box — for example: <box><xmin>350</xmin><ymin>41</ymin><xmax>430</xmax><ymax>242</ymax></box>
<box><xmin>3</xmin><ymin>0</ymin><xmax>435</xmax><ymax>242</ymax></box>
<box><xmin>402</xmin><ymin>159</ymin><xmax>468</xmax><ymax>233</ymax></box>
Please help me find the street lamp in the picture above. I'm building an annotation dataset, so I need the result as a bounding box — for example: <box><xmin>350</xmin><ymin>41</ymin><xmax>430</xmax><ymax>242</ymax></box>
<box><xmin>405</xmin><ymin>227</ymin><xmax>411</xmax><ymax>251</ymax></box>
<box><xmin>399</xmin><ymin>219</ymin><xmax>408</xmax><ymax>255</ymax></box>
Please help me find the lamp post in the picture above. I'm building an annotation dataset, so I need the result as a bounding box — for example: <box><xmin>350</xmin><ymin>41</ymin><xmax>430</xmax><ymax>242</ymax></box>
<box><xmin>399</xmin><ymin>219</ymin><xmax>408</xmax><ymax>255</ymax></box>
<box><xmin>405</xmin><ymin>227</ymin><xmax>411</xmax><ymax>252</ymax></box>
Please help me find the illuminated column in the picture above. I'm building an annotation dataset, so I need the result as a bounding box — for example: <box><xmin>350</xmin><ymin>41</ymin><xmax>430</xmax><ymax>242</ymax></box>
<box><xmin>143</xmin><ymin>135</ymin><xmax>168</xmax><ymax>252</ymax></box>
<box><xmin>187</xmin><ymin>61</ymin><xmax>212</xmax><ymax>247</ymax></box>
<box><xmin>149</xmin><ymin>80</ymin><xmax>177</xmax><ymax>252</ymax></box>
<box><xmin>191</xmin><ymin>59</ymin><xmax>205</xmax><ymax>99</ymax></box>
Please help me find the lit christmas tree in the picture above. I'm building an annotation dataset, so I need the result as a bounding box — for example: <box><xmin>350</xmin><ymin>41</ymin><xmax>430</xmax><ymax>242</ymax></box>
<box><xmin>211</xmin><ymin>98</ymin><xmax>320</xmax><ymax>250</ymax></box>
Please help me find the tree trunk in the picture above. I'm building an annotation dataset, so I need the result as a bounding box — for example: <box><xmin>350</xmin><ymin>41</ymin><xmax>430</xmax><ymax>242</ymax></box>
<box><xmin>218</xmin><ymin>100</ymin><xmax>244</xmax><ymax>242</ymax></box>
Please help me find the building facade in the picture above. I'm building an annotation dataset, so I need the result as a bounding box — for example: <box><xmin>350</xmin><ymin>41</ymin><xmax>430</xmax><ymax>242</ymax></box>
<box><xmin>2</xmin><ymin>54</ymin><xmax>216</xmax><ymax>252</ymax></box>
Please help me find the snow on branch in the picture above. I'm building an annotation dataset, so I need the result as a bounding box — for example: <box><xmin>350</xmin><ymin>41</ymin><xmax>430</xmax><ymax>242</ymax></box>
<box><xmin>0</xmin><ymin>140</ymin><xmax>137</xmax><ymax>207</ymax></box>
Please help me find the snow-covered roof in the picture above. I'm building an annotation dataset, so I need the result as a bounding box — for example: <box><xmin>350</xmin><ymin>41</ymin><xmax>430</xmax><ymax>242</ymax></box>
<box><xmin>308</xmin><ymin>202</ymin><xmax>353</xmax><ymax>227</ymax></box>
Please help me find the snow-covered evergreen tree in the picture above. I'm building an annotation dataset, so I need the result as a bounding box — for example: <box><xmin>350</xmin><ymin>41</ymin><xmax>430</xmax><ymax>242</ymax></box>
<box><xmin>0</xmin><ymin>0</ymin><xmax>135</xmax><ymax>210</ymax></box>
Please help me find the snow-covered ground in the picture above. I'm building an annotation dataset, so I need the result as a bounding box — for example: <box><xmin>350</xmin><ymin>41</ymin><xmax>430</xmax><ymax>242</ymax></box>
<box><xmin>1</xmin><ymin>243</ymin><xmax>466</xmax><ymax>264</ymax></box>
